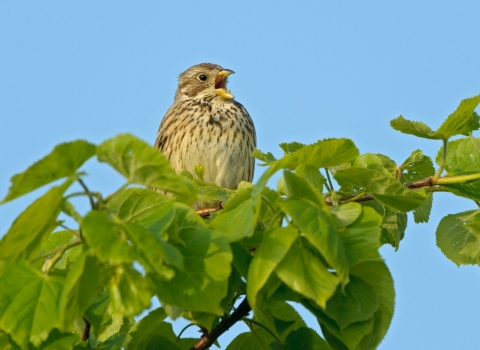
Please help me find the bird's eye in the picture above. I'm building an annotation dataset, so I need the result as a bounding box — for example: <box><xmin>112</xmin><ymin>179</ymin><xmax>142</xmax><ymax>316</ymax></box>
<box><xmin>198</xmin><ymin>74</ymin><xmax>208</xmax><ymax>81</ymax></box>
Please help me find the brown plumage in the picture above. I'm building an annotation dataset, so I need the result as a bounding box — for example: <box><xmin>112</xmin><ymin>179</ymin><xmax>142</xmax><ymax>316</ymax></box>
<box><xmin>155</xmin><ymin>63</ymin><xmax>256</xmax><ymax>208</ymax></box>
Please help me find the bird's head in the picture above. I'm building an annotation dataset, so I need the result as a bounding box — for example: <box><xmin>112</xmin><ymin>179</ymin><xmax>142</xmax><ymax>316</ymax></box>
<box><xmin>175</xmin><ymin>63</ymin><xmax>235</xmax><ymax>102</ymax></box>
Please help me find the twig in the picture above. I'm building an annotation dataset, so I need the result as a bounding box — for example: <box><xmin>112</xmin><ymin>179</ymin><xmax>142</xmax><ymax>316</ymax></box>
<box><xmin>324</xmin><ymin>168</ymin><xmax>334</xmax><ymax>192</ymax></box>
<box><xmin>196</xmin><ymin>202</ymin><xmax>224</xmax><ymax>217</ymax></box>
<box><xmin>190</xmin><ymin>298</ymin><xmax>251</xmax><ymax>350</ymax></box>
<box><xmin>243</xmin><ymin>317</ymin><xmax>281</xmax><ymax>343</ymax></box>
<box><xmin>82</xmin><ymin>317</ymin><xmax>91</xmax><ymax>341</ymax></box>
<box><xmin>32</xmin><ymin>240</ymin><xmax>82</xmax><ymax>262</ymax></box>
<box><xmin>78</xmin><ymin>178</ymin><xmax>96</xmax><ymax>209</ymax></box>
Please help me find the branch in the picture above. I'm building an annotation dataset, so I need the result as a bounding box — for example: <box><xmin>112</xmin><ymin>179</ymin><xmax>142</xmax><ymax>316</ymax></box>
<box><xmin>190</xmin><ymin>297</ymin><xmax>251</xmax><ymax>350</ymax></box>
<box><xmin>197</xmin><ymin>173</ymin><xmax>479</xmax><ymax>214</ymax></box>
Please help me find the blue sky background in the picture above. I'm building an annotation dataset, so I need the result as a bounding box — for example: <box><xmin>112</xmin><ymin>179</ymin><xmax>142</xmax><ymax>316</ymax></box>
<box><xmin>1</xmin><ymin>2</ymin><xmax>480</xmax><ymax>349</ymax></box>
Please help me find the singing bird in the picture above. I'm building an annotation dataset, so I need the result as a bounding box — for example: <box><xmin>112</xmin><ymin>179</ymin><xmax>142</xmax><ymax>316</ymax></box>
<box><xmin>154</xmin><ymin>63</ymin><xmax>256</xmax><ymax>208</ymax></box>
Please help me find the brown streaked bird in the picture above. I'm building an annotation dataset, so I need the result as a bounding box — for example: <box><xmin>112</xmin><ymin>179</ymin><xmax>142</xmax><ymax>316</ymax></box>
<box><xmin>154</xmin><ymin>63</ymin><xmax>256</xmax><ymax>208</ymax></box>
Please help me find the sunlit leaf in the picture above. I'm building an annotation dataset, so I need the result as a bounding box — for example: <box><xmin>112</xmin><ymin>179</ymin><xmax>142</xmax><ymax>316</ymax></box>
<box><xmin>81</xmin><ymin>211</ymin><xmax>135</xmax><ymax>265</ymax></box>
<box><xmin>413</xmin><ymin>192</ymin><xmax>433</xmax><ymax>223</ymax></box>
<box><xmin>109</xmin><ymin>264</ymin><xmax>152</xmax><ymax>317</ymax></box>
<box><xmin>436</xmin><ymin>210</ymin><xmax>480</xmax><ymax>266</ymax></box>
<box><xmin>2</xmin><ymin>140</ymin><xmax>95</xmax><ymax>203</ymax></box>
<box><xmin>275</xmin><ymin>241</ymin><xmax>339</xmax><ymax>309</ymax></box>
<box><xmin>0</xmin><ymin>261</ymin><xmax>64</xmax><ymax>346</ymax></box>
<box><xmin>280</xmin><ymin>199</ymin><xmax>349</xmax><ymax>286</ymax></box>
<box><xmin>154</xmin><ymin>228</ymin><xmax>232</xmax><ymax>315</ymax></box>
<box><xmin>247</xmin><ymin>227</ymin><xmax>298</xmax><ymax>307</ymax></box>
<box><xmin>107</xmin><ymin>187</ymin><xmax>175</xmax><ymax>236</ymax></box>
<box><xmin>254</xmin><ymin>138</ymin><xmax>359</xmax><ymax>194</ymax></box>
<box><xmin>279</xmin><ymin>141</ymin><xmax>307</xmax><ymax>154</ymax></box>
<box><xmin>211</xmin><ymin>187</ymin><xmax>261</xmax><ymax>242</ymax></box>
<box><xmin>436</xmin><ymin>95</ymin><xmax>480</xmax><ymax>138</ymax></box>
<box><xmin>400</xmin><ymin>150</ymin><xmax>435</xmax><ymax>184</ymax></box>
<box><xmin>0</xmin><ymin>180</ymin><xmax>72</xmax><ymax>275</ymax></box>
<box><xmin>334</xmin><ymin>167</ymin><xmax>427</xmax><ymax>212</ymax></box>
<box><xmin>436</xmin><ymin>137</ymin><xmax>480</xmax><ymax>201</ymax></box>
<box><xmin>59</xmin><ymin>252</ymin><xmax>104</xmax><ymax>329</ymax></box>
<box><xmin>390</xmin><ymin>116</ymin><xmax>439</xmax><ymax>139</ymax></box>
<box><xmin>96</xmin><ymin>134</ymin><xmax>196</xmax><ymax>203</ymax></box>
<box><xmin>341</xmin><ymin>206</ymin><xmax>382</xmax><ymax>267</ymax></box>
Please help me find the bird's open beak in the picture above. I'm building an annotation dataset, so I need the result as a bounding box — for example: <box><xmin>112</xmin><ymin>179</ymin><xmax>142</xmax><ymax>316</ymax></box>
<box><xmin>214</xmin><ymin>70</ymin><xmax>235</xmax><ymax>99</ymax></box>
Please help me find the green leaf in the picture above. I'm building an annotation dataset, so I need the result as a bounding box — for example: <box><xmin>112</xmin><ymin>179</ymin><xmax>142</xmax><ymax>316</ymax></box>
<box><xmin>391</xmin><ymin>95</ymin><xmax>480</xmax><ymax>141</ymax></box>
<box><xmin>193</xmin><ymin>178</ymin><xmax>236</xmax><ymax>203</ymax></box>
<box><xmin>231</xmin><ymin>242</ymin><xmax>252</xmax><ymax>278</ymax></box>
<box><xmin>302</xmin><ymin>262</ymin><xmax>394</xmax><ymax>350</ymax></box>
<box><xmin>123</xmin><ymin>223</ymin><xmax>181</xmax><ymax>279</ymax></box>
<box><xmin>400</xmin><ymin>150</ymin><xmax>435</xmax><ymax>184</ymax></box>
<box><xmin>38</xmin><ymin>329</ymin><xmax>80</xmax><ymax>350</ymax></box>
<box><xmin>302</xmin><ymin>299</ymin><xmax>374</xmax><ymax>350</ymax></box>
<box><xmin>2</xmin><ymin>140</ymin><xmax>95</xmax><ymax>203</ymax></box>
<box><xmin>341</xmin><ymin>206</ymin><xmax>382</xmax><ymax>267</ymax></box>
<box><xmin>329</xmin><ymin>202</ymin><xmax>362</xmax><ymax>228</ymax></box>
<box><xmin>436</xmin><ymin>95</ymin><xmax>480</xmax><ymax>138</ymax></box>
<box><xmin>194</xmin><ymin>164</ymin><xmax>205</xmax><ymax>180</ymax></box>
<box><xmin>0</xmin><ymin>261</ymin><xmax>64</xmax><ymax>346</ymax></box>
<box><xmin>83</xmin><ymin>292</ymin><xmax>113</xmax><ymax>339</ymax></box>
<box><xmin>381</xmin><ymin>207</ymin><xmax>407</xmax><ymax>250</ymax></box>
<box><xmin>211</xmin><ymin>187</ymin><xmax>261</xmax><ymax>242</ymax></box>
<box><xmin>350</xmin><ymin>261</ymin><xmax>395</xmax><ymax>349</ymax></box>
<box><xmin>247</xmin><ymin>227</ymin><xmax>298</xmax><ymax>308</ymax></box>
<box><xmin>376</xmin><ymin>154</ymin><xmax>397</xmax><ymax>175</ymax></box>
<box><xmin>282</xmin><ymin>170</ymin><xmax>323</xmax><ymax>206</ymax></box>
<box><xmin>295</xmin><ymin>164</ymin><xmax>325</xmax><ymax>194</ymax></box>
<box><xmin>98</xmin><ymin>332</ymin><xmax>127</xmax><ymax>350</ymax></box>
<box><xmin>275</xmin><ymin>138</ymin><xmax>359</xmax><ymax>170</ymax></box>
<box><xmin>253</xmin><ymin>301</ymin><xmax>307</xmax><ymax>344</ymax></box>
<box><xmin>275</xmin><ymin>241</ymin><xmax>340</xmax><ymax>309</ymax></box>
<box><xmin>413</xmin><ymin>192</ymin><xmax>433</xmax><ymax>223</ymax></box>
<box><xmin>436</xmin><ymin>210</ymin><xmax>480</xmax><ymax>266</ymax></box>
<box><xmin>334</xmin><ymin>167</ymin><xmax>427</xmax><ymax>212</ymax></box>
<box><xmin>96</xmin><ymin>134</ymin><xmax>196</xmax><ymax>203</ymax></box>
<box><xmin>279</xmin><ymin>198</ymin><xmax>349</xmax><ymax>286</ymax></box>
<box><xmin>154</xmin><ymin>228</ymin><xmax>232</xmax><ymax>315</ymax></box>
<box><xmin>59</xmin><ymin>252</ymin><xmax>104</xmax><ymax>330</ymax></box>
<box><xmin>109</xmin><ymin>264</ymin><xmax>152</xmax><ymax>316</ymax></box>
<box><xmin>81</xmin><ymin>211</ymin><xmax>135</xmax><ymax>265</ymax></box>
<box><xmin>127</xmin><ymin>308</ymin><xmax>167</xmax><ymax>349</ymax></box>
<box><xmin>33</xmin><ymin>230</ymin><xmax>77</xmax><ymax>270</ymax></box>
<box><xmin>254</xmin><ymin>138</ymin><xmax>359</xmax><ymax>194</ymax></box>
<box><xmin>226</xmin><ymin>332</ymin><xmax>265</xmax><ymax>350</ymax></box>
<box><xmin>0</xmin><ymin>180</ymin><xmax>72</xmax><ymax>275</ymax></box>
<box><xmin>270</xmin><ymin>327</ymin><xmax>331</xmax><ymax>350</ymax></box>
<box><xmin>252</xmin><ymin>149</ymin><xmax>277</xmax><ymax>165</ymax></box>
<box><xmin>390</xmin><ymin>116</ymin><xmax>439</xmax><ymax>139</ymax></box>
<box><xmin>128</xmin><ymin>312</ymin><xmax>196</xmax><ymax>350</ymax></box>
<box><xmin>324</xmin><ymin>276</ymin><xmax>379</xmax><ymax>331</ymax></box>
<box><xmin>106</xmin><ymin>187</ymin><xmax>175</xmax><ymax>236</ymax></box>
<box><xmin>437</xmin><ymin>137</ymin><xmax>480</xmax><ymax>201</ymax></box>
<box><xmin>279</xmin><ymin>141</ymin><xmax>307</xmax><ymax>154</ymax></box>
<box><xmin>353</xmin><ymin>153</ymin><xmax>389</xmax><ymax>174</ymax></box>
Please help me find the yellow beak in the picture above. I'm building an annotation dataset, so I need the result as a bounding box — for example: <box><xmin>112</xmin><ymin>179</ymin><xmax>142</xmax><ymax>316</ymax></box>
<box><xmin>214</xmin><ymin>70</ymin><xmax>235</xmax><ymax>99</ymax></box>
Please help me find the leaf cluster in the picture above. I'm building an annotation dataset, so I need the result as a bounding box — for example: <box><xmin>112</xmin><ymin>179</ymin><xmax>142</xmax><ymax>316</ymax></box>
<box><xmin>0</xmin><ymin>95</ymin><xmax>479</xmax><ymax>349</ymax></box>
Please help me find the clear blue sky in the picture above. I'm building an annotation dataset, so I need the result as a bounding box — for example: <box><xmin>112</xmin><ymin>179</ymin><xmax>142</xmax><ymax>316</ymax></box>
<box><xmin>1</xmin><ymin>2</ymin><xmax>480</xmax><ymax>349</ymax></box>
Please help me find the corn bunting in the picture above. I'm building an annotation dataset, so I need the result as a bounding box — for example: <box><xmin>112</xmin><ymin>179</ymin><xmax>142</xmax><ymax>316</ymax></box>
<box><xmin>154</xmin><ymin>63</ymin><xmax>256</xmax><ymax>208</ymax></box>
